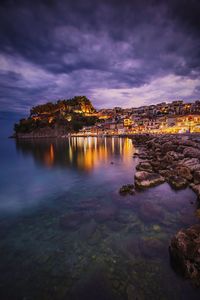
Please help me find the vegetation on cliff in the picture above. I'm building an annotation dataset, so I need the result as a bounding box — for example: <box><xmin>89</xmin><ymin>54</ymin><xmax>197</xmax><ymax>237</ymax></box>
<box><xmin>14</xmin><ymin>96</ymin><xmax>97</xmax><ymax>135</ymax></box>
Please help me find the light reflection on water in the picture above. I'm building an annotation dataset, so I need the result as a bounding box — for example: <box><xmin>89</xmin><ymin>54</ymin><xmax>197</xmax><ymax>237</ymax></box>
<box><xmin>0</xmin><ymin>137</ymin><xmax>199</xmax><ymax>300</ymax></box>
<box><xmin>15</xmin><ymin>137</ymin><xmax>134</xmax><ymax>171</ymax></box>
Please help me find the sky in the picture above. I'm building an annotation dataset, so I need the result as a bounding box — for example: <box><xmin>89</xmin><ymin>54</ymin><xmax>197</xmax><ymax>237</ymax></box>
<box><xmin>0</xmin><ymin>0</ymin><xmax>200</xmax><ymax>117</ymax></box>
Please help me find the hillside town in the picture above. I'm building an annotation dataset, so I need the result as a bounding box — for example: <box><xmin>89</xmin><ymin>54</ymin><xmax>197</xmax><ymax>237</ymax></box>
<box><xmin>14</xmin><ymin>97</ymin><xmax>200</xmax><ymax>138</ymax></box>
<box><xmin>75</xmin><ymin>100</ymin><xmax>200</xmax><ymax>136</ymax></box>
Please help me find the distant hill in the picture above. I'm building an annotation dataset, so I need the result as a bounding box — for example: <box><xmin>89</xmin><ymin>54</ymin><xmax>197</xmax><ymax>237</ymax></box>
<box><xmin>14</xmin><ymin>96</ymin><xmax>97</xmax><ymax>138</ymax></box>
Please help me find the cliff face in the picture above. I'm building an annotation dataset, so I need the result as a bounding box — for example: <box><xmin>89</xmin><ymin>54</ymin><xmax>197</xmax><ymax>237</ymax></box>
<box><xmin>14</xmin><ymin>96</ymin><xmax>97</xmax><ymax>138</ymax></box>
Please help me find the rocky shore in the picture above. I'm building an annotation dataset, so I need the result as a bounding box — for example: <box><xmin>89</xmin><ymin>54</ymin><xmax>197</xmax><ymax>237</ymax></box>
<box><xmin>129</xmin><ymin>134</ymin><xmax>200</xmax><ymax>286</ymax></box>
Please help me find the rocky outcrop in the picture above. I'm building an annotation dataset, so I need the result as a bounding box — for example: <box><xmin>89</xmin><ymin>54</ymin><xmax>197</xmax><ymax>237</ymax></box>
<box><xmin>169</xmin><ymin>224</ymin><xmax>200</xmax><ymax>286</ymax></box>
<box><xmin>132</xmin><ymin>134</ymin><xmax>200</xmax><ymax>193</ymax></box>
<box><xmin>134</xmin><ymin>171</ymin><xmax>165</xmax><ymax>189</ymax></box>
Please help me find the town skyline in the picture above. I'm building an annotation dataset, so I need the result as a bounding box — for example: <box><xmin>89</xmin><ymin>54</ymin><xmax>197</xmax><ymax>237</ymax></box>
<box><xmin>0</xmin><ymin>0</ymin><xmax>200</xmax><ymax>114</ymax></box>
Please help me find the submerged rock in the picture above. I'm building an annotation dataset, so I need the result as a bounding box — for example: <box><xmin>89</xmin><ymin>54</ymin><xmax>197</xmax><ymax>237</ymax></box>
<box><xmin>139</xmin><ymin>238</ymin><xmax>166</xmax><ymax>258</ymax></box>
<box><xmin>135</xmin><ymin>171</ymin><xmax>165</xmax><ymax>189</ymax></box>
<box><xmin>169</xmin><ymin>224</ymin><xmax>200</xmax><ymax>286</ymax></box>
<box><xmin>139</xmin><ymin>202</ymin><xmax>165</xmax><ymax>223</ymax></box>
<box><xmin>78</xmin><ymin>219</ymin><xmax>97</xmax><ymax>240</ymax></box>
<box><xmin>119</xmin><ymin>184</ymin><xmax>135</xmax><ymax>196</ymax></box>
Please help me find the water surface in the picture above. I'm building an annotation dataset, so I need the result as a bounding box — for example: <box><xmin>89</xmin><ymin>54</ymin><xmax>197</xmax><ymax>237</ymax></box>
<box><xmin>0</xmin><ymin>137</ymin><xmax>200</xmax><ymax>300</ymax></box>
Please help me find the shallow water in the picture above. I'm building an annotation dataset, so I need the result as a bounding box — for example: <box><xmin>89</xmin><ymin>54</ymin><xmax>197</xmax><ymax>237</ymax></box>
<box><xmin>0</xmin><ymin>137</ymin><xmax>200</xmax><ymax>300</ymax></box>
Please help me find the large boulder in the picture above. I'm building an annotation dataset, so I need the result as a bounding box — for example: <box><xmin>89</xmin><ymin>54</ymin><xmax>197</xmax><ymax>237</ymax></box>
<box><xmin>169</xmin><ymin>224</ymin><xmax>200</xmax><ymax>286</ymax></box>
<box><xmin>134</xmin><ymin>171</ymin><xmax>165</xmax><ymax>189</ymax></box>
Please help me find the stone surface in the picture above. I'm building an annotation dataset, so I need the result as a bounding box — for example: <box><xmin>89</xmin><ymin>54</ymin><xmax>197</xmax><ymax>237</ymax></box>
<box><xmin>168</xmin><ymin>175</ymin><xmax>188</xmax><ymax>190</ymax></box>
<box><xmin>183</xmin><ymin>147</ymin><xmax>200</xmax><ymax>159</ymax></box>
<box><xmin>193</xmin><ymin>170</ymin><xmax>200</xmax><ymax>184</ymax></box>
<box><xmin>178</xmin><ymin>158</ymin><xmax>200</xmax><ymax>172</ymax></box>
<box><xmin>169</xmin><ymin>224</ymin><xmax>200</xmax><ymax>286</ymax></box>
<box><xmin>175</xmin><ymin>166</ymin><xmax>193</xmax><ymax>181</ymax></box>
<box><xmin>136</xmin><ymin>161</ymin><xmax>153</xmax><ymax>172</ymax></box>
<box><xmin>119</xmin><ymin>184</ymin><xmax>135</xmax><ymax>195</ymax></box>
<box><xmin>135</xmin><ymin>171</ymin><xmax>165</xmax><ymax>189</ymax></box>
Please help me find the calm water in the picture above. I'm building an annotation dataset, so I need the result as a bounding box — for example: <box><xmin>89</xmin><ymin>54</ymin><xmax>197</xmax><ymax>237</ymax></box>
<box><xmin>0</xmin><ymin>137</ymin><xmax>200</xmax><ymax>300</ymax></box>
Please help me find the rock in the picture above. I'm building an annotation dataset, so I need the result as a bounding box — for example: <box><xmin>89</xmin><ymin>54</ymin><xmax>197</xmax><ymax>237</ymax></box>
<box><xmin>190</xmin><ymin>183</ymin><xmax>200</xmax><ymax>198</ymax></box>
<box><xmin>139</xmin><ymin>202</ymin><xmax>165</xmax><ymax>223</ymax></box>
<box><xmin>169</xmin><ymin>224</ymin><xmax>200</xmax><ymax>286</ymax></box>
<box><xmin>150</xmin><ymin>160</ymin><xmax>161</xmax><ymax>171</ymax></box>
<box><xmin>134</xmin><ymin>171</ymin><xmax>165</xmax><ymax>189</ymax></box>
<box><xmin>193</xmin><ymin>170</ymin><xmax>200</xmax><ymax>184</ymax></box>
<box><xmin>183</xmin><ymin>147</ymin><xmax>200</xmax><ymax>159</ymax></box>
<box><xmin>175</xmin><ymin>166</ymin><xmax>193</xmax><ymax>181</ymax></box>
<box><xmin>138</xmin><ymin>151</ymin><xmax>149</xmax><ymax>159</ymax></box>
<box><xmin>181</xmin><ymin>140</ymin><xmax>198</xmax><ymax>148</ymax></box>
<box><xmin>158</xmin><ymin>169</ymin><xmax>174</xmax><ymax>180</ymax></box>
<box><xmin>152</xmin><ymin>224</ymin><xmax>161</xmax><ymax>232</ymax></box>
<box><xmin>168</xmin><ymin>175</ymin><xmax>188</xmax><ymax>190</ymax></box>
<box><xmin>136</xmin><ymin>161</ymin><xmax>153</xmax><ymax>172</ymax></box>
<box><xmin>119</xmin><ymin>184</ymin><xmax>135</xmax><ymax>195</ymax></box>
<box><xmin>161</xmin><ymin>141</ymin><xmax>176</xmax><ymax>153</ymax></box>
<box><xmin>166</xmin><ymin>151</ymin><xmax>184</xmax><ymax>161</ymax></box>
<box><xmin>178</xmin><ymin>158</ymin><xmax>200</xmax><ymax>172</ymax></box>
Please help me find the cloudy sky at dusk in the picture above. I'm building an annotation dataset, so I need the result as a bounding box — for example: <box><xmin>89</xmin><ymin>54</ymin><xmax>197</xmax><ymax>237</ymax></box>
<box><xmin>0</xmin><ymin>0</ymin><xmax>200</xmax><ymax>115</ymax></box>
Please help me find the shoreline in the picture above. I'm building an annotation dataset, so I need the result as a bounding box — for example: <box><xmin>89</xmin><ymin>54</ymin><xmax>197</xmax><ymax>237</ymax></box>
<box><xmin>11</xmin><ymin>132</ymin><xmax>200</xmax><ymax>139</ymax></box>
<box><xmin>127</xmin><ymin>133</ymin><xmax>200</xmax><ymax>286</ymax></box>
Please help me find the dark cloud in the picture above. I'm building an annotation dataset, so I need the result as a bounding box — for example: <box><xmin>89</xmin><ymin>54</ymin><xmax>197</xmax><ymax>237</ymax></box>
<box><xmin>0</xmin><ymin>0</ymin><xmax>200</xmax><ymax>112</ymax></box>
